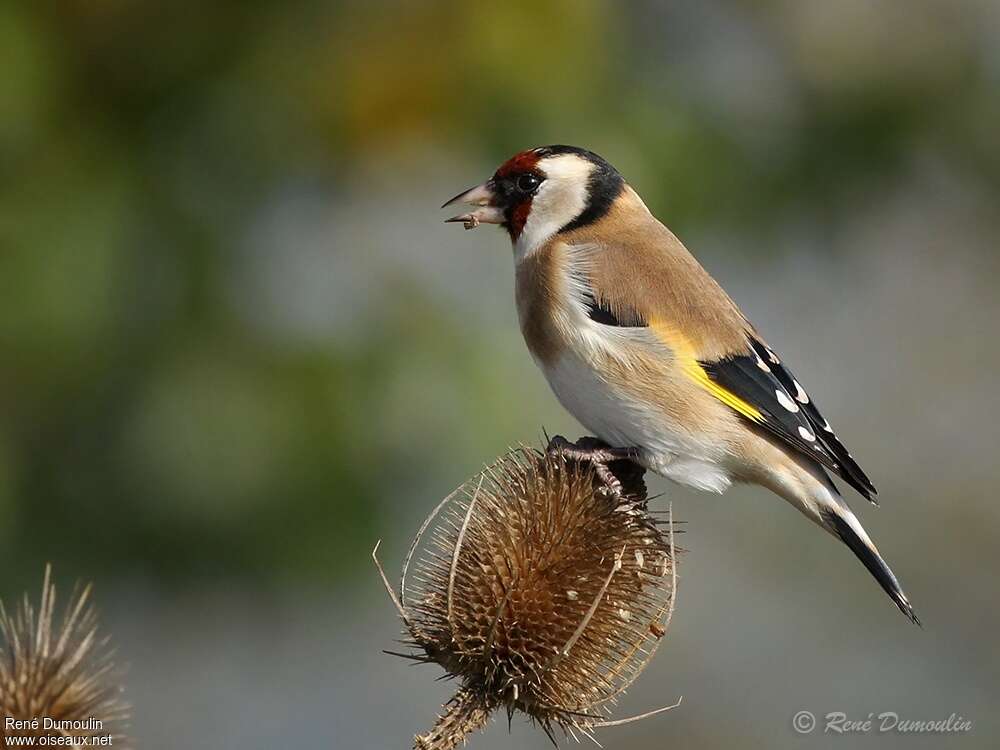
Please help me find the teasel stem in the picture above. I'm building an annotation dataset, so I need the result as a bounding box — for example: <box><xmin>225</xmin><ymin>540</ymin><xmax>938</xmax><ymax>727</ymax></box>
<box><xmin>413</xmin><ymin>687</ymin><xmax>493</xmax><ymax>750</ymax></box>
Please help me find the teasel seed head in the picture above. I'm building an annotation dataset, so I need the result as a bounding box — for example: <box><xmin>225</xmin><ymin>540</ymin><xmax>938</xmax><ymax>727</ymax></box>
<box><xmin>0</xmin><ymin>565</ymin><xmax>130</xmax><ymax>747</ymax></box>
<box><xmin>374</xmin><ymin>445</ymin><xmax>680</xmax><ymax>749</ymax></box>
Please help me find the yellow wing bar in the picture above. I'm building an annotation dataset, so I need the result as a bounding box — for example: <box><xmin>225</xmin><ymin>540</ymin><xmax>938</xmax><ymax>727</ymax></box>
<box><xmin>650</xmin><ymin>321</ymin><xmax>763</xmax><ymax>422</ymax></box>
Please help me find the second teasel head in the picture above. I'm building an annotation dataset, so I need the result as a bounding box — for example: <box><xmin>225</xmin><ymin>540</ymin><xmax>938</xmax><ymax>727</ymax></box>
<box><xmin>0</xmin><ymin>566</ymin><xmax>130</xmax><ymax>748</ymax></box>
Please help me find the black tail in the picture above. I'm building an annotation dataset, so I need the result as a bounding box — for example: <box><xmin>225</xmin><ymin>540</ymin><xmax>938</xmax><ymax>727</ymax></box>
<box><xmin>823</xmin><ymin>511</ymin><xmax>921</xmax><ymax>626</ymax></box>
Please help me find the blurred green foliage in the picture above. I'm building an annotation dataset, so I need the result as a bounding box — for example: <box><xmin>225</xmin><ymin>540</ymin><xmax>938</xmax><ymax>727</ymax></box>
<box><xmin>1</xmin><ymin>0</ymin><xmax>997</xmax><ymax>588</ymax></box>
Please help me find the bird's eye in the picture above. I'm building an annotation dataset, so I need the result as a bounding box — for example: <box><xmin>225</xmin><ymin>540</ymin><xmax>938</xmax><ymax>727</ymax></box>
<box><xmin>517</xmin><ymin>173</ymin><xmax>541</xmax><ymax>194</ymax></box>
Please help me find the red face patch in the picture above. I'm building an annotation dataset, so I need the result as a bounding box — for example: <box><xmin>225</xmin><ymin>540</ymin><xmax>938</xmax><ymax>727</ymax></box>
<box><xmin>495</xmin><ymin>149</ymin><xmax>541</xmax><ymax>179</ymax></box>
<box><xmin>494</xmin><ymin>149</ymin><xmax>543</xmax><ymax>241</ymax></box>
<box><xmin>508</xmin><ymin>201</ymin><xmax>532</xmax><ymax>239</ymax></box>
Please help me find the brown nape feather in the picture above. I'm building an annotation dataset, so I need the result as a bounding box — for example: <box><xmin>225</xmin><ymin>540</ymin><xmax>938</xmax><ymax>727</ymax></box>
<box><xmin>556</xmin><ymin>186</ymin><xmax>753</xmax><ymax>362</ymax></box>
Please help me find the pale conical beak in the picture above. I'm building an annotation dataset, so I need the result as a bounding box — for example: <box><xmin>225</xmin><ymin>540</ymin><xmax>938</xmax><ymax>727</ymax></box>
<box><xmin>441</xmin><ymin>181</ymin><xmax>504</xmax><ymax>230</ymax></box>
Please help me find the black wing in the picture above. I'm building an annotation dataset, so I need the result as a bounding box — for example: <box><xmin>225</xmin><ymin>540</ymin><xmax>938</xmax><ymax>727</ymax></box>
<box><xmin>582</xmin><ymin>288</ymin><xmax>648</xmax><ymax>327</ymax></box>
<box><xmin>702</xmin><ymin>336</ymin><xmax>878</xmax><ymax>502</ymax></box>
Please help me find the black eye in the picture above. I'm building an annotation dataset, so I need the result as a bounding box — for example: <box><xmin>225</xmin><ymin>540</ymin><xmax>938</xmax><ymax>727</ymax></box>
<box><xmin>517</xmin><ymin>173</ymin><xmax>541</xmax><ymax>194</ymax></box>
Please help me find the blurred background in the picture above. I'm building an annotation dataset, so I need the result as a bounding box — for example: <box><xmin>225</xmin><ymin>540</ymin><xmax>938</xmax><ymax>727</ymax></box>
<box><xmin>2</xmin><ymin>0</ymin><xmax>999</xmax><ymax>747</ymax></box>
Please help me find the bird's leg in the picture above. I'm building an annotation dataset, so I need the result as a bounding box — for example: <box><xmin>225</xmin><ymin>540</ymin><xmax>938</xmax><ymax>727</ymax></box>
<box><xmin>545</xmin><ymin>435</ymin><xmax>642</xmax><ymax>499</ymax></box>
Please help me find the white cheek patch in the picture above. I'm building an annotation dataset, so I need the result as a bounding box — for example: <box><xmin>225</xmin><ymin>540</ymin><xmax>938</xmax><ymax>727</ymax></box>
<box><xmin>516</xmin><ymin>155</ymin><xmax>592</xmax><ymax>258</ymax></box>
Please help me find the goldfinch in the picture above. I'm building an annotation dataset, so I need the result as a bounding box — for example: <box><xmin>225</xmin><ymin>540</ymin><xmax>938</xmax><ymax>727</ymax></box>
<box><xmin>443</xmin><ymin>145</ymin><xmax>919</xmax><ymax>624</ymax></box>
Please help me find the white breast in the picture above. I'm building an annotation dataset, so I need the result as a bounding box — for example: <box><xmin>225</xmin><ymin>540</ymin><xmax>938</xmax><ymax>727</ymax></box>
<box><xmin>536</xmin><ymin>306</ymin><xmax>734</xmax><ymax>495</ymax></box>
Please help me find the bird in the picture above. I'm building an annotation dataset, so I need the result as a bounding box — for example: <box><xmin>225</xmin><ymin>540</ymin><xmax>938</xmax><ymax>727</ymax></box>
<box><xmin>442</xmin><ymin>144</ymin><xmax>919</xmax><ymax>624</ymax></box>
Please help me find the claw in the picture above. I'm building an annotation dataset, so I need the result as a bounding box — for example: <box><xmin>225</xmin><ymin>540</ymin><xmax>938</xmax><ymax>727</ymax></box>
<box><xmin>545</xmin><ymin>435</ymin><xmax>642</xmax><ymax>500</ymax></box>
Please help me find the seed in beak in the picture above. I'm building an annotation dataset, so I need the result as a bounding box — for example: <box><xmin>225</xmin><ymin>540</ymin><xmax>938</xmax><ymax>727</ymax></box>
<box><xmin>444</xmin><ymin>214</ymin><xmax>481</xmax><ymax>230</ymax></box>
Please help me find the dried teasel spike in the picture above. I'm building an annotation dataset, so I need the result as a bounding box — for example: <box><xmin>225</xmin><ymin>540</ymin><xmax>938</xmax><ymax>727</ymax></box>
<box><xmin>372</xmin><ymin>540</ymin><xmax>410</xmax><ymax>628</ymax></box>
<box><xmin>0</xmin><ymin>565</ymin><xmax>130</xmax><ymax>748</ymax></box>
<box><xmin>401</xmin><ymin>484</ymin><xmax>466</xmax><ymax>609</ymax></box>
<box><xmin>374</xmin><ymin>442</ymin><xmax>681</xmax><ymax>748</ymax></box>
<box><xmin>413</xmin><ymin>686</ymin><xmax>495</xmax><ymax>750</ymax></box>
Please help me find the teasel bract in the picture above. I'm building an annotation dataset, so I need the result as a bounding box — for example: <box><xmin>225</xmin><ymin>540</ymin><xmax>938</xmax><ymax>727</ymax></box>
<box><xmin>374</xmin><ymin>445</ymin><xmax>680</xmax><ymax>749</ymax></box>
<box><xmin>0</xmin><ymin>565</ymin><xmax>129</xmax><ymax>747</ymax></box>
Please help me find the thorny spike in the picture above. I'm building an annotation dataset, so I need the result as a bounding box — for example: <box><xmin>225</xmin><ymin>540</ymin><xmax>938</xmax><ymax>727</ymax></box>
<box><xmin>372</xmin><ymin>540</ymin><xmax>411</xmax><ymax>627</ymax></box>
<box><xmin>550</xmin><ymin>547</ymin><xmax>624</xmax><ymax>670</ymax></box>
<box><xmin>402</xmin><ymin>485</ymin><xmax>465</xmax><ymax>609</ymax></box>
<box><xmin>447</xmin><ymin>476</ymin><xmax>483</xmax><ymax>647</ymax></box>
<box><xmin>591</xmin><ymin>696</ymin><xmax>684</xmax><ymax>728</ymax></box>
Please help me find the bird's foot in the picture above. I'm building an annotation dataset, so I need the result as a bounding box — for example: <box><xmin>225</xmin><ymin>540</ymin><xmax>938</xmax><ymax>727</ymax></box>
<box><xmin>545</xmin><ymin>435</ymin><xmax>642</xmax><ymax>500</ymax></box>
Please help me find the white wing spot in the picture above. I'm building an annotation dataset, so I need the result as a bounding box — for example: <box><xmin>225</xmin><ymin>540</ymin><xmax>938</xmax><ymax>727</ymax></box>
<box><xmin>776</xmin><ymin>390</ymin><xmax>800</xmax><ymax>413</ymax></box>
<box><xmin>755</xmin><ymin>353</ymin><xmax>771</xmax><ymax>372</ymax></box>
<box><xmin>798</xmin><ymin>425</ymin><xmax>817</xmax><ymax>442</ymax></box>
<box><xmin>766</xmin><ymin>348</ymin><xmax>780</xmax><ymax>364</ymax></box>
<box><xmin>793</xmin><ymin>379</ymin><xmax>809</xmax><ymax>404</ymax></box>
<box><xmin>822</xmin><ymin>418</ymin><xmax>833</xmax><ymax>432</ymax></box>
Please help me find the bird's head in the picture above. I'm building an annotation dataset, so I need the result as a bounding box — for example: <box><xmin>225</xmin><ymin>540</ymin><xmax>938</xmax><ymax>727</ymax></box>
<box><xmin>443</xmin><ymin>145</ymin><xmax>624</xmax><ymax>254</ymax></box>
